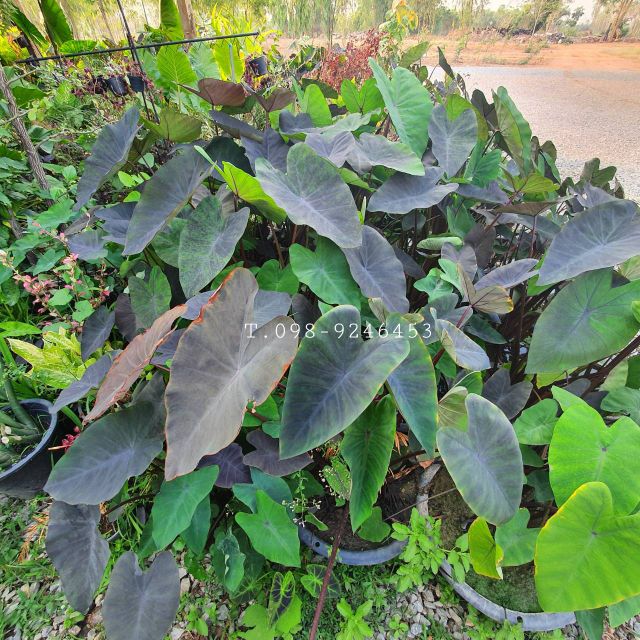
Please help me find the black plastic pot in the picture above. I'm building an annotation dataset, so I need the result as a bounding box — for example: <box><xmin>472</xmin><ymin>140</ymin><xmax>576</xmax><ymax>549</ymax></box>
<box><xmin>127</xmin><ymin>74</ymin><xmax>145</xmax><ymax>93</ymax></box>
<box><xmin>248</xmin><ymin>55</ymin><xmax>268</xmax><ymax>76</ymax></box>
<box><xmin>298</xmin><ymin>525</ymin><xmax>407</xmax><ymax>566</ymax></box>
<box><xmin>0</xmin><ymin>399</ymin><xmax>62</xmax><ymax>498</ymax></box>
<box><xmin>106</xmin><ymin>75</ymin><xmax>128</xmax><ymax>97</ymax></box>
<box><xmin>439</xmin><ymin>560</ymin><xmax>575</xmax><ymax>632</ymax></box>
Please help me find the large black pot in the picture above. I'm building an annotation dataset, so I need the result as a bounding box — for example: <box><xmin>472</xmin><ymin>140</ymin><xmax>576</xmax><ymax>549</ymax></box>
<box><xmin>298</xmin><ymin>525</ymin><xmax>406</xmax><ymax>566</ymax></box>
<box><xmin>248</xmin><ymin>55</ymin><xmax>268</xmax><ymax>76</ymax></box>
<box><xmin>127</xmin><ymin>74</ymin><xmax>145</xmax><ymax>93</ymax></box>
<box><xmin>106</xmin><ymin>75</ymin><xmax>128</xmax><ymax>97</ymax></box>
<box><xmin>0</xmin><ymin>399</ymin><xmax>62</xmax><ymax>498</ymax></box>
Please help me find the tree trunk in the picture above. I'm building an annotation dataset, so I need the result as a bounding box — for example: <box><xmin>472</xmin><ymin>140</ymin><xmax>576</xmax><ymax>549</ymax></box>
<box><xmin>97</xmin><ymin>0</ymin><xmax>117</xmax><ymax>42</ymax></box>
<box><xmin>0</xmin><ymin>65</ymin><xmax>49</xmax><ymax>193</ymax></box>
<box><xmin>177</xmin><ymin>0</ymin><xmax>196</xmax><ymax>39</ymax></box>
<box><xmin>606</xmin><ymin>0</ymin><xmax>633</xmax><ymax>40</ymax></box>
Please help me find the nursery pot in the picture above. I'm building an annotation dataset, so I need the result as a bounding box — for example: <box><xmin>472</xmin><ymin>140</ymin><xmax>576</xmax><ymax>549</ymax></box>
<box><xmin>127</xmin><ymin>74</ymin><xmax>145</xmax><ymax>93</ymax></box>
<box><xmin>423</xmin><ymin>466</ymin><xmax>576</xmax><ymax>633</ymax></box>
<box><xmin>106</xmin><ymin>75</ymin><xmax>128</xmax><ymax>96</ymax></box>
<box><xmin>298</xmin><ymin>525</ymin><xmax>407</xmax><ymax>566</ymax></box>
<box><xmin>248</xmin><ymin>55</ymin><xmax>268</xmax><ymax>76</ymax></box>
<box><xmin>0</xmin><ymin>399</ymin><xmax>62</xmax><ymax>499</ymax></box>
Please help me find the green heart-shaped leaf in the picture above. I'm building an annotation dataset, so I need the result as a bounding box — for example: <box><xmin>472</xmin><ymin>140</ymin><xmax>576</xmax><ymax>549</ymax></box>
<box><xmin>535</xmin><ymin>482</ymin><xmax>640</xmax><ymax>611</ymax></box>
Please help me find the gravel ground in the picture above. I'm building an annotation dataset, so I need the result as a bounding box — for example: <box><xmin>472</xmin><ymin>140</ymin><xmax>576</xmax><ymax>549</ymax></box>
<box><xmin>437</xmin><ymin>66</ymin><xmax>640</xmax><ymax>201</ymax></box>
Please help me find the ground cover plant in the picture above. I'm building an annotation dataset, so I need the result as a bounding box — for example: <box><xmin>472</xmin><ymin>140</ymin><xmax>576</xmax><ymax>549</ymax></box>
<box><xmin>2</xmin><ymin>6</ymin><xmax>640</xmax><ymax>637</ymax></box>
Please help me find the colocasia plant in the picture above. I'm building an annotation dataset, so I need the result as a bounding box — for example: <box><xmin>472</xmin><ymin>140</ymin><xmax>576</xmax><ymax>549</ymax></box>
<box><xmin>36</xmin><ymin>50</ymin><xmax>640</xmax><ymax>640</ymax></box>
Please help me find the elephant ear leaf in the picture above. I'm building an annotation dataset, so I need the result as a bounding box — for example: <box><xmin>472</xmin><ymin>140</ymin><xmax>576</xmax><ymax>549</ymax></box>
<box><xmin>46</xmin><ymin>502</ymin><xmax>110</xmax><ymax>614</ymax></box>
<box><xmin>280</xmin><ymin>305</ymin><xmax>409</xmax><ymax>458</ymax></box>
<box><xmin>481</xmin><ymin>368</ymin><xmax>532</xmax><ymax>419</ymax></box>
<box><xmin>535</xmin><ymin>482</ymin><xmax>640</xmax><ymax>612</ymax></box>
<box><xmin>85</xmin><ymin>305</ymin><xmax>185</xmax><ymax>422</ymax></box>
<box><xmin>81</xmin><ymin>306</ymin><xmax>115</xmax><ymax>361</ymax></box>
<box><xmin>342</xmin><ymin>396</ymin><xmax>396</xmax><ymax>531</ymax></box>
<box><xmin>428</xmin><ymin>104</ymin><xmax>478</xmax><ymax>177</ymax></box>
<box><xmin>537</xmin><ymin>200</ymin><xmax>640</xmax><ymax>285</ymax></box>
<box><xmin>165</xmin><ymin>268</ymin><xmax>298</xmax><ymax>479</ymax></box>
<box><xmin>369</xmin><ymin>58</ymin><xmax>432</xmax><ymax>158</ymax></box>
<box><xmin>102</xmin><ymin>551</ymin><xmax>180</xmax><ymax>640</ymax></box>
<box><xmin>75</xmin><ymin>107</ymin><xmax>140</xmax><ymax>210</ymax></box>
<box><xmin>526</xmin><ymin>269</ymin><xmax>640</xmax><ymax>374</ymax></box>
<box><xmin>124</xmin><ymin>147</ymin><xmax>213</xmax><ymax>255</ymax></box>
<box><xmin>243</xmin><ymin>430</ymin><xmax>311</xmax><ymax>477</ymax></box>
<box><xmin>45</xmin><ymin>401</ymin><xmax>165</xmax><ymax>505</ymax></box>
<box><xmin>39</xmin><ymin>0</ymin><xmax>72</xmax><ymax>46</ymax></box>
<box><xmin>468</xmin><ymin>516</ymin><xmax>503</xmax><ymax>579</ymax></box>
<box><xmin>548</xmin><ymin>404</ymin><xmax>640</xmax><ymax>515</ymax></box>
<box><xmin>255</xmin><ymin>143</ymin><xmax>362</xmax><ymax>249</ymax></box>
<box><xmin>437</xmin><ymin>394</ymin><xmax>522</xmax><ymax>525</ymax></box>
<box><xmin>159</xmin><ymin>0</ymin><xmax>184</xmax><ymax>39</ymax></box>
<box><xmin>342</xmin><ymin>225</ymin><xmax>410</xmax><ymax>313</ymax></box>
<box><xmin>178</xmin><ymin>195</ymin><xmax>250</xmax><ymax>298</ymax></box>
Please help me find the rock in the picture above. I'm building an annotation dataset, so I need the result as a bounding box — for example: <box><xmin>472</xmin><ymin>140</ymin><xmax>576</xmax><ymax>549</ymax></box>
<box><xmin>68</xmin><ymin>626</ymin><xmax>81</xmax><ymax>635</ymax></box>
<box><xmin>218</xmin><ymin>604</ymin><xmax>229</xmax><ymax>621</ymax></box>
<box><xmin>178</xmin><ymin>567</ymin><xmax>188</xmax><ymax>580</ymax></box>
<box><xmin>170</xmin><ymin>628</ymin><xmax>183</xmax><ymax>640</ymax></box>
<box><xmin>410</xmin><ymin>622</ymin><xmax>423</xmax><ymax>636</ymax></box>
<box><xmin>180</xmin><ymin>577</ymin><xmax>190</xmax><ymax>596</ymax></box>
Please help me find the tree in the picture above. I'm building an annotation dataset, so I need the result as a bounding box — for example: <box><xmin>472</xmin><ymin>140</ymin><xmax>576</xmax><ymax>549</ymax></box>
<box><xmin>604</xmin><ymin>0</ymin><xmax>636</xmax><ymax>39</ymax></box>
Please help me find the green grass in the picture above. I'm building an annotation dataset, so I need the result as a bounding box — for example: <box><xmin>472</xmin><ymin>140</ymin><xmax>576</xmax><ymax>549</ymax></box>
<box><xmin>0</xmin><ymin>496</ymin><xmax>73</xmax><ymax>639</ymax></box>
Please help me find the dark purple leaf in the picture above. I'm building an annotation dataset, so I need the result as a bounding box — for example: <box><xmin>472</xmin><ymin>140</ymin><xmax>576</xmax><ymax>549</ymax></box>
<box><xmin>81</xmin><ymin>305</ymin><xmax>115</xmax><ymax>361</ymax></box>
<box><xmin>198</xmin><ymin>443</ymin><xmax>251</xmax><ymax>488</ymax></box>
<box><xmin>243</xmin><ymin>430</ymin><xmax>311</xmax><ymax>477</ymax></box>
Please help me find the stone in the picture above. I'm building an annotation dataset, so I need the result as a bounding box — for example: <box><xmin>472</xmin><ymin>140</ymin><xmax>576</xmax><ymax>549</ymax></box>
<box><xmin>180</xmin><ymin>577</ymin><xmax>190</xmax><ymax>596</ymax></box>
<box><xmin>410</xmin><ymin>622</ymin><xmax>423</xmax><ymax>636</ymax></box>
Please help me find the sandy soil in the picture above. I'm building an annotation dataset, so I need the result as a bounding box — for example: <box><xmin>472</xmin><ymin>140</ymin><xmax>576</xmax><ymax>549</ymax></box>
<box><xmin>278</xmin><ymin>35</ymin><xmax>640</xmax><ymax>71</ymax></box>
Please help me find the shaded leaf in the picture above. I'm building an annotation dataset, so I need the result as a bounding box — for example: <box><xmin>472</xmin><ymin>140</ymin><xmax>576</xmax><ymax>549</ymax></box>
<box><xmin>242</xmin><ymin>129</ymin><xmax>290</xmax><ymax>173</ymax></box>
<box><xmin>368</xmin><ymin>167</ymin><xmax>457</xmax><ymax>214</ymax></box>
<box><xmin>198</xmin><ymin>443</ymin><xmax>251</xmax><ymax>488</ymax></box>
<box><xmin>165</xmin><ymin>269</ymin><xmax>297</xmax><ymax>478</ymax></box>
<box><xmin>243</xmin><ymin>430</ymin><xmax>311</xmax><ymax>477</ymax></box>
<box><xmin>124</xmin><ymin>147</ymin><xmax>213</xmax><ymax>255</ymax></box>
<box><xmin>537</xmin><ymin>200</ymin><xmax>640</xmax><ymax>285</ymax></box>
<box><xmin>280</xmin><ymin>305</ymin><xmax>409</xmax><ymax>457</ymax></box>
<box><xmin>129</xmin><ymin>266</ymin><xmax>172</xmax><ymax>329</ymax></box>
<box><xmin>45</xmin><ymin>402</ymin><xmax>164</xmax><ymax>505</ymax></box>
<box><xmin>428</xmin><ymin>104</ymin><xmax>477</xmax><ymax>177</ymax></box>
<box><xmin>46</xmin><ymin>502</ymin><xmax>109</xmax><ymax>614</ymax></box>
<box><xmin>437</xmin><ymin>394</ymin><xmax>522</xmax><ymax>525</ymax></box>
<box><xmin>102</xmin><ymin>552</ymin><xmax>180</xmax><ymax>640</ymax></box>
<box><xmin>342</xmin><ymin>397</ymin><xmax>396</xmax><ymax>531</ymax></box>
<box><xmin>481</xmin><ymin>368</ymin><xmax>532</xmax><ymax>419</ymax></box>
<box><xmin>526</xmin><ymin>269</ymin><xmax>640</xmax><ymax>373</ymax></box>
<box><xmin>346</xmin><ymin>133</ymin><xmax>424</xmax><ymax>175</ymax></box>
<box><xmin>75</xmin><ymin>108</ymin><xmax>140</xmax><ymax>210</ymax></box>
<box><xmin>81</xmin><ymin>306</ymin><xmax>115</xmax><ymax>361</ymax></box>
<box><xmin>51</xmin><ymin>353</ymin><xmax>114</xmax><ymax>413</ymax></box>
<box><xmin>178</xmin><ymin>195</ymin><xmax>249</xmax><ymax>297</ymax></box>
<box><xmin>343</xmin><ymin>226</ymin><xmax>409</xmax><ymax>313</ymax></box>
<box><xmin>256</xmin><ymin>143</ymin><xmax>362</xmax><ymax>248</ymax></box>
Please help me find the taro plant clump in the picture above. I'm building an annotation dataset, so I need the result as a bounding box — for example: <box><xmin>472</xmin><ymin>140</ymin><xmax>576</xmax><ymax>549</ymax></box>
<box><xmin>10</xmin><ymin>42</ymin><xmax>640</xmax><ymax>640</ymax></box>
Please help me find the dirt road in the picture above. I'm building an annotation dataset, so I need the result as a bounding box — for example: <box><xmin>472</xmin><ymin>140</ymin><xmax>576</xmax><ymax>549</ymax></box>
<box><xmin>451</xmin><ymin>66</ymin><xmax>640</xmax><ymax>198</ymax></box>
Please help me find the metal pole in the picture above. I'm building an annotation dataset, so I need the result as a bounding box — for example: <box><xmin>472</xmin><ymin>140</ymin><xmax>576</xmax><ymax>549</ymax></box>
<box><xmin>115</xmin><ymin>0</ymin><xmax>158</xmax><ymax>121</ymax></box>
<box><xmin>14</xmin><ymin>32</ymin><xmax>260</xmax><ymax>65</ymax></box>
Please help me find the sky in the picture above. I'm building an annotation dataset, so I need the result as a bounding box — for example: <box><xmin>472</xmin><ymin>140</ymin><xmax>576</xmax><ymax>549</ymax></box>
<box><xmin>481</xmin><ymin>0</ymin><xmax>596</xmax><ymax>19</ymax></box>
